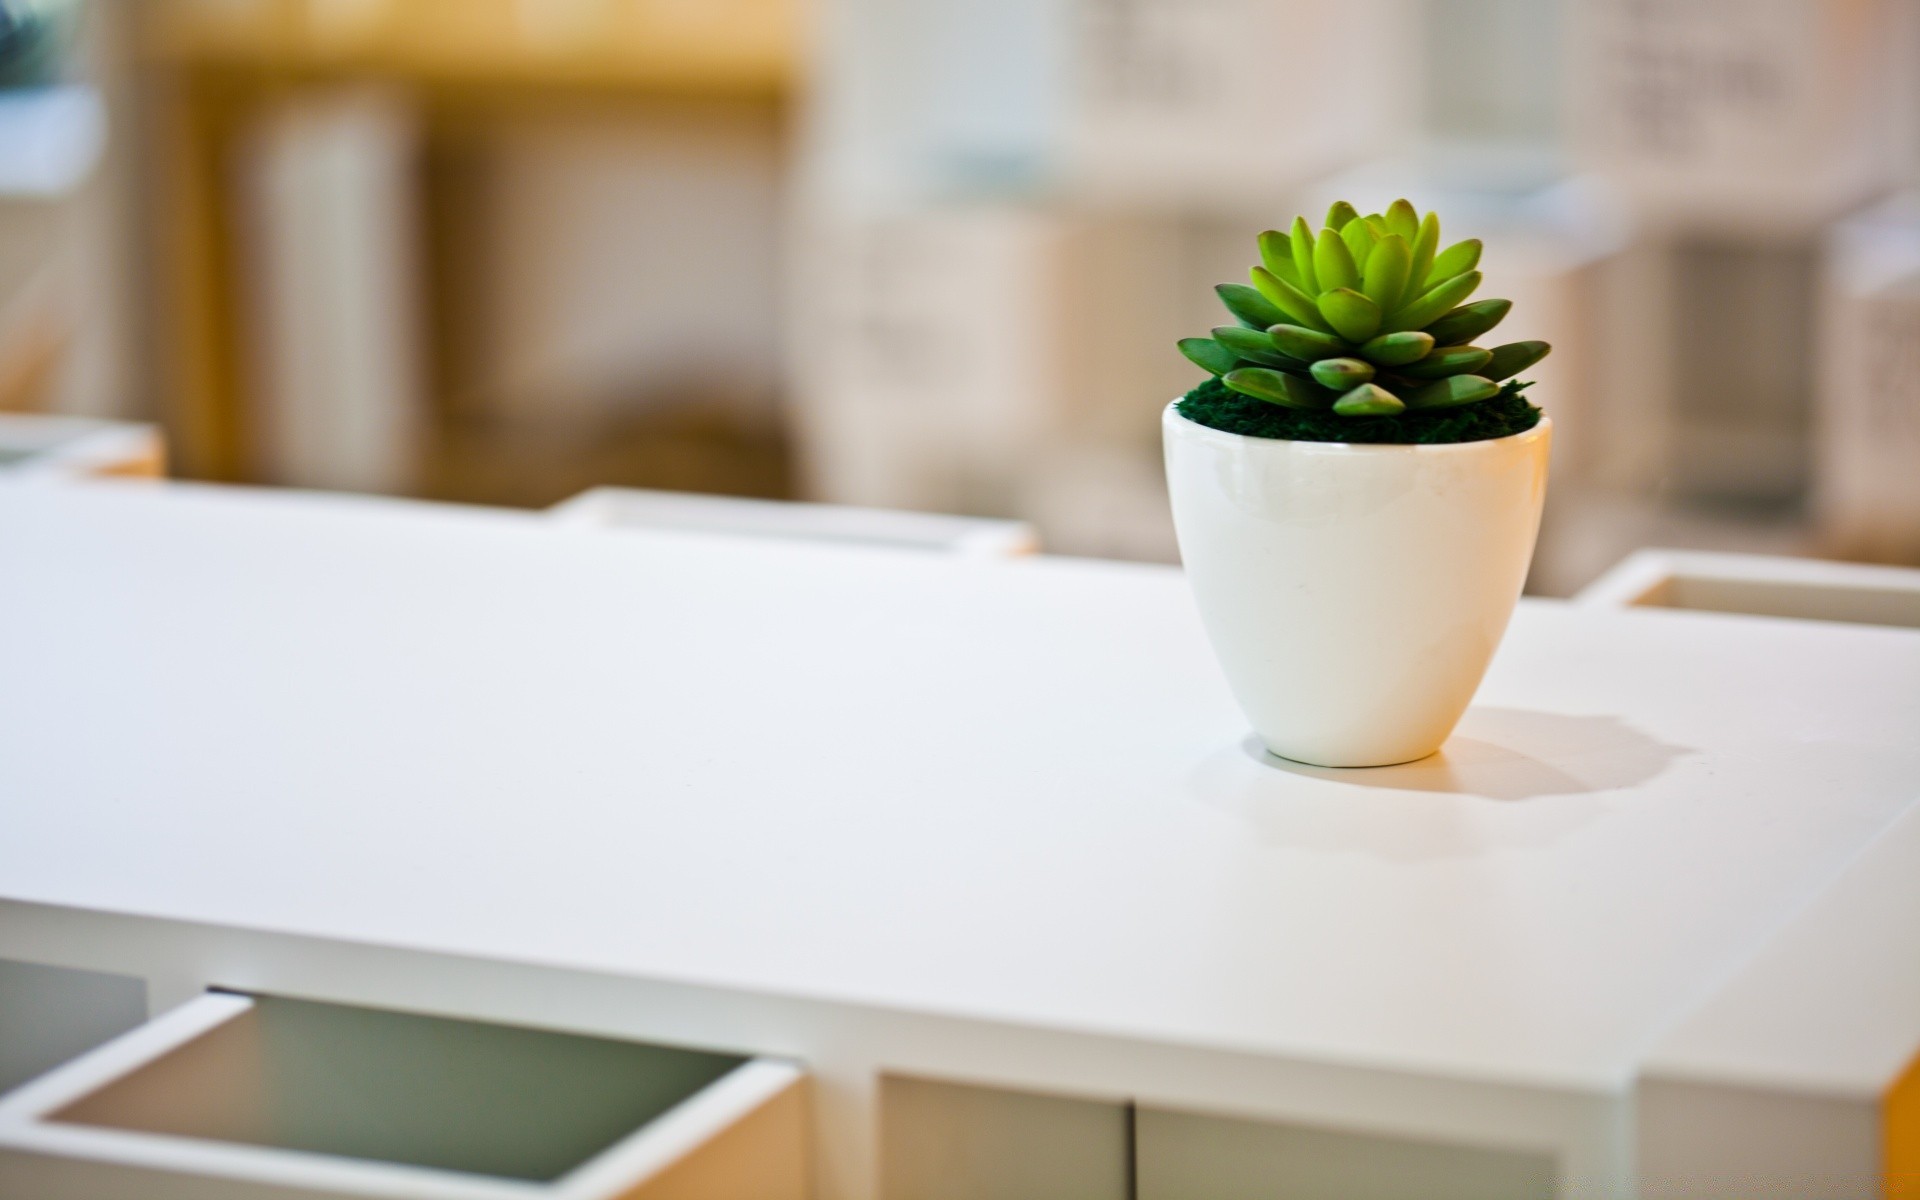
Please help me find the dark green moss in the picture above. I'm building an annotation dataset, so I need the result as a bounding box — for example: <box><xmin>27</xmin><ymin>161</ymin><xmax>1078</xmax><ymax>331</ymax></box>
<box><xmin>1177</xmin><ymin>376</ymin><xmax>1542</xmax><ymax>444</ymax></box>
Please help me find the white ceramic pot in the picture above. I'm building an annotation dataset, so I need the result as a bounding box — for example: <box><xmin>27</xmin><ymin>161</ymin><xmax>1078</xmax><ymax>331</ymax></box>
<box><xmin>1163</xmin><ymin>403</ymin><xmax>1551</xmax><ymax>767</ymax></box>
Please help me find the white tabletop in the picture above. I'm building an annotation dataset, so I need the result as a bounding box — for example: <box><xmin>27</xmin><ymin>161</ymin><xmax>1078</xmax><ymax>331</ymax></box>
<box><xmin>4</xmin><ymin>481</ymin><xmax>1918</xmax><ymax>1095</ymax></box>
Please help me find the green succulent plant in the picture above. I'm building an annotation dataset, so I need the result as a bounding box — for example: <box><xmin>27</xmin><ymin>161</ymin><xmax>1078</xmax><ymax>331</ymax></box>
<box><xmin>1178</xmin><ymin>200</ymin><xmax>1550</xmax><ymax>417</ymax></box>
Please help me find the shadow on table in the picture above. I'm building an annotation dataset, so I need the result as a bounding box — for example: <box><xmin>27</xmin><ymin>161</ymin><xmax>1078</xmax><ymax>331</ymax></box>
<box><xmin>1193</xmin><ymin>709</ymin><xmax>1695</xmax><ymax>861</ymax></box>
<box><xmin>1243</xmin><ymin>709</ymin><xmax>1690</xmax><ymax>801</ymax></box>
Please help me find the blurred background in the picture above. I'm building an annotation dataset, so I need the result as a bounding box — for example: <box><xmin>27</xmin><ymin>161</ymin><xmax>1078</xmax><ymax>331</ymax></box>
<box><xmin>3</xmin><ymin>0</ymin><xmax>1919</xmax><ymax>591</ymax></box>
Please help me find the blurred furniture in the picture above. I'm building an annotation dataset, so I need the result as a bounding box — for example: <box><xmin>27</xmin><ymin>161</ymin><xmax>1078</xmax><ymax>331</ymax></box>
<box><xmin>1569</xmin><ymin>0</ymin><xmax>1898</xmax><ymax>234</ymax></box>
<box><xmin>1527</xmin><ymin>481</ymin><xmax>1820</xmax><ymax>598</ymax></box>
<box><xmin>550</xmin><ymin>486</ymin><xmax>1038</xmax><ymax>557</ymax></box>
<box><xmin>128</xmin><ymin>0</ymin><xmax>797</xmax><ymax>497</ymax></box>
<box><xmin>1576</xmin><ymin>547</ymin><xmax>1920</xmax><ymax>628</ymax></box>
<box><xmin>0</xmin><ymin>84</ymin><xmax>113</xmax><ymax>416</ymax></box>
<box><xmin>792</xmin><ymin>0</ymin><xmax>1415</xmax><ymax>559</ymax></box>
<box><xmin>1818</xmin><ymin>193</ymin><xmax>1920</xmax><ymax>564</ymax></box>
<box><xmin>2</xmin><ymin>481</ymin><xmax>1917</xmax><ymax>1198</ymax></box>
<box><xmin>1559</xmin><ymin>0</ymin><xmax>1906</xmax><ymax>514</ymax></box>
<box><xmin>0</xmin><ymin>413</ymin><xmax>163</xmax><ymax>478</ymax></box>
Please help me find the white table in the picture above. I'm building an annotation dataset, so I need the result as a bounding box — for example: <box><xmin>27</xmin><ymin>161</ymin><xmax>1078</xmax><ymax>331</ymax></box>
<box><xmin>2</xmin><ymin>480</ymin><xmax>1917</xmax><ymax>1199</ymax></box>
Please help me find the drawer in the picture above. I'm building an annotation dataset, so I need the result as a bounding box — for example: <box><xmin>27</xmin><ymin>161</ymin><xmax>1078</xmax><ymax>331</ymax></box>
<box><xmin>875</xmin><ymin>1073</ymin><xmax>1558</xmax><ymax>1200</ymax></box>
<box><xmin>0</xmin><ymin>957</ymin><xmax>147</xmax><ymax>1096</ymax></box>
<box><xmin>0</xmin><ymin>992</ymin><xmax>807</xmax><ymax>1200</ymax></box>
<box><xmin>1135</xmin><ymin>1105</ymin><xmax>1556</xmax><ymax>1200</ymax></box>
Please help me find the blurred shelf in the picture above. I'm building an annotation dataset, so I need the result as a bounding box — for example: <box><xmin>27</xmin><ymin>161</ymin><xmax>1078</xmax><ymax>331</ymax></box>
<box><xmin>137</xmin><ymin>0</ymin><xmax>798</xmax><ymax>95</ymax></box>
<box><xmin>129</xmin><ymin>0</ymin><xmax>800</xmax><ymax>488</ymax></box>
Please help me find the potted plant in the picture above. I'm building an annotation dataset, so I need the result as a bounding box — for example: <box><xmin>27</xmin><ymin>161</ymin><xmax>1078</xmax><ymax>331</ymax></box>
<box><xmin>1165</xmin><ymin>200</ymin><xmax>1552</xmax><ymax>768</ymax></box>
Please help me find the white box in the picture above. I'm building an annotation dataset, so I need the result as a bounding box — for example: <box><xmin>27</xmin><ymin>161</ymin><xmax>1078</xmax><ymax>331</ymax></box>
<box><xmin>1062</xmin><ymin>0</ymin><xmax>1414</xmax><ymax>207</ymax></box>
<box><xmin>789</xmin><ymin>206</ymin><xmax>1064</xmax><ymax>513</ymax></box>
<box><xmin>549</xmin><ymin>486</ymin><xmax>1038</xmax><ymax>557</ymax></box>
<box><xmin>789</xmin><ymin>205</ymin><xmax>1191</xmax><ymax>555</ymax></box>
<box><xmin>1569</xmin><ymin>0</ymin><xmax>1898</xmax><ymax>235</ymax></box>
<box><xmin>803</xmin><ymin>0</ymin><xmax>1412</xmax><ymax>213</ymax></box>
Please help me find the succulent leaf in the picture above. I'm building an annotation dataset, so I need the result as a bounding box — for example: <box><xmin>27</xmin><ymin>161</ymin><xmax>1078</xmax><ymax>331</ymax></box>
<box><xmin>1211</xmin><ymin>325</ymin><xmax>1296</xmax><ymax>368</ymax></box>
<box><xmin>1224</xmin><ymin>367</ymin><xmax>1334</xmax><ymax>411</ymax></box>
<box><xmin>1361</xmin><ymin>235</ymin><xmax>1411</xmax><ymax>313</ymax></box>
<box><xmin>1363</xmin><ymin>214</ymin><xmax>1390</xmax><ymax>238</ymax></box>
<box><xmin>1423</xmin><ymin>298</ymin><xmax>1511</xmax><ymax>346</ymax></box>
<box><xmin>1215</xmin><ymin>283</ymin><xmax>1288</xmax><ymax>330</ymax></box>
<box><xmin>1290</xmin><ymin>216</ymin><xmax>1318</xmax><ymax>293</ymax></box>
<box><xmin>1385</xmin><ymin>199</ymin><xmax>1420</xmax><ymax>242</ymax></box>
<box><xmin>1333</xmin><ymin>383</ymin><xmax>1406</xmax><ymax>416</ymax></box>
<box><xmin>1251</xmin><ymin>267</ymin><xmax>1335</xmax><ymax>333</ymax></box>
<box><xmin>1410</xmin><ymin>213</ymin><xmax>1440</xmax><ymax>295</ymax></box>
<box><xmin>1257</xmin><ymin>230</ymin><xmax>1295</xmax><ymax>282</ymax></box>
<box><xmin>1403</xmin><ymin>374</ymin><xmax>1499</xmax><ymax>410</ymax></box>
<box><xmin>1310</xmin><ymin>357</ymin><xmax>1376</xmax><ymax>390</ymax></box>
<box><xmin>1481</xmin><ymin>340</ymin><xmax>1552</xmax><ymax>381</ymax></box>
<box><xmin>1268</xmin><ymin>323</ymin><xmax>1350</xmax><ymax>362</ymax></box>
<box><xmin>1325</xmin><ymin>200</ymin><xmax>1360</xmax><ymax>231</ymax></box>
<box><xmin>1317</xmin><ymin>287</ymin><xmax>1382</xmax><ymax>344</ymax></box>
<box><xmin>1428</xmin><ymin>238</ymin><xmax>1482</xmax><ymax>282</ymax></box>
<box><xmin>1401</xmin><ymin>345</ymin><xmax>1494</xmax><ymax>379</ymax></box>
<box><xmin>1340</xmin><ymin>218</ymin><xmax>1377</xmax><ymax>272</ymax></box>
<box><xmin>1178</xmin><ymin>337</ymin><xmax>1240</xmax><ymax>375</ymax></box>
<box><xmin>1359</xmin><ymin>330</ymin><xmax>1434</xmax><ymax>367</ymax></box>
<box><xmin>1314</xmin><ymin>229</ymin><xmax>1360</xmax><ymax>292</ymax></box>
<box><xmin>1383</xmin><ymin>270</ymin><xmax>1482</xmax><ymax>333</ymax></box>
